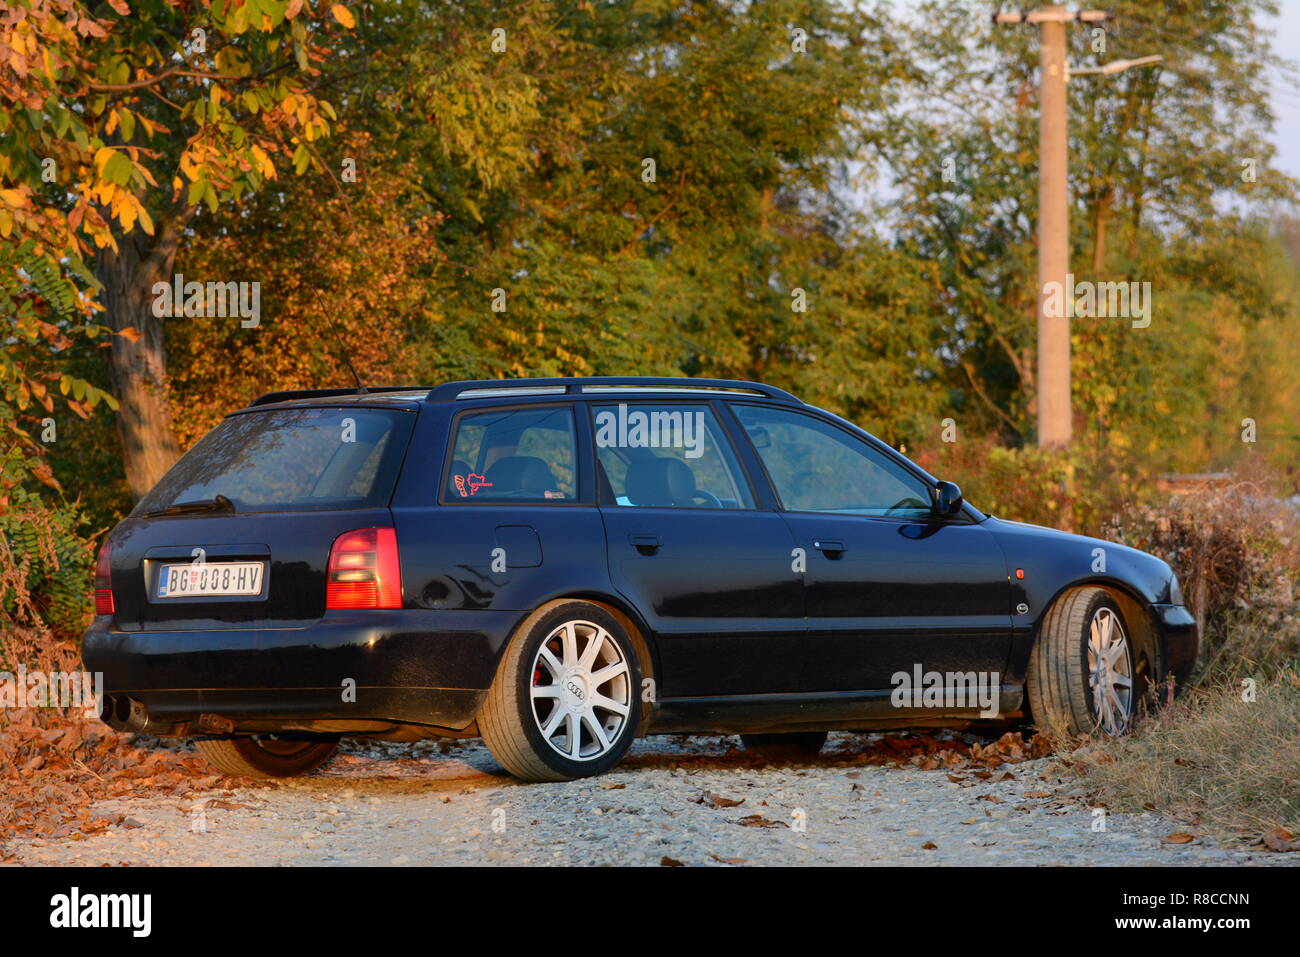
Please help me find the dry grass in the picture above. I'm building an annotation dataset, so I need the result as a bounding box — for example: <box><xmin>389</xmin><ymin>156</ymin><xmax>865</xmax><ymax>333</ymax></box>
<box><xmin>1070</xmin><ymin>672</ymin><xmax>1300</xmax><ymax>837</ymax></box>
<box><xmin>1073</xmin><ymin>475</ymin><xmax>1300</xmax><ymax>841</ymax></box>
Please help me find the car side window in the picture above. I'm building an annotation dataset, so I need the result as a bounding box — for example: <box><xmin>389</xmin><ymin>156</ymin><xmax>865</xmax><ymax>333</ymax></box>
<box><xmin>592</xmin><ymin>403</ymin><xmax>754</xmax><ymax>509</ymax></box>
<box><xmin>446</xmin><ymin>406</ymin><xmax>577</xmax><ymax>502</ymax></box>
<box><xmin>735</xmin><ymin>405</ymin><xmax>933</xmax><ymax>518</ymax></box>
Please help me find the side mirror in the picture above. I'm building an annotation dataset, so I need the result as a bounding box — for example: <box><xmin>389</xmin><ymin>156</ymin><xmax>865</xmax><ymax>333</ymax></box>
<box><xmin>934</xmin><ymin>480</ymin><xmax>964</xmax><ymax>516</ymax></box>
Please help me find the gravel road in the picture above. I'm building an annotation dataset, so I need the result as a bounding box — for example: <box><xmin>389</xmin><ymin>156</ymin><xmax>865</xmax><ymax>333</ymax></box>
<box><xmin>11</xmin><ymin>733</ymin><xmax>1296</xmax><ymax>867</ymax></box>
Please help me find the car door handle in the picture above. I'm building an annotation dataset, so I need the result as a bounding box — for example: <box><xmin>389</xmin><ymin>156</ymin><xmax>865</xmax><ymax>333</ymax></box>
<box><xmin>813</xmin><ymin>539</ymin><xmax>846</xmax><ymax>555</ymax></box>
<box><xmin>629</xmin><ymin>534</ymin><xmax>662</xmax><ymax>554</ymax></box>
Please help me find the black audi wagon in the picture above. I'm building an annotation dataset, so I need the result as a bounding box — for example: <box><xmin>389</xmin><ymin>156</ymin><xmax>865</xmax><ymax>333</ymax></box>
<box><xmin>84</xmin><ymin>377</ymin><xmax>1197</xmax><ymax>781</ymax></box>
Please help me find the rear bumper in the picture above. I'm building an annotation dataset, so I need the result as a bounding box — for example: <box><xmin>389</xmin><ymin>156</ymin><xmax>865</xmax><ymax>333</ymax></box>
<box><xmin>82</xmin><ymin>609</ymin><xmax>524</xmax><ymax>732</ymax></box>
<box><xmin>1153</xmin><ymin>603</ymin><xmax>1198</xmax><ymax>687</ymax></box>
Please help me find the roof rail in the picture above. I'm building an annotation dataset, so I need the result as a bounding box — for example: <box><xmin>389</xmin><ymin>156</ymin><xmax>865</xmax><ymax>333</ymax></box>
<box><xmin>248</xmin><ymin>386</ymin><xmax>426</xmax><ymax>407</ymax></box>
<box><xmin>425</xmin><ymin>377</ymin><xmax>802</xmax><ymax>404</ymax></box>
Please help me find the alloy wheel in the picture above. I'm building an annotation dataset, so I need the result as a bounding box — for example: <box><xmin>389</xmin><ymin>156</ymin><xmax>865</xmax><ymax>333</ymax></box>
<box><xmin>1086</xmin><ymin>607</ymin><xmax>1133</xmax><ymax>735</ymax></box>
<box><xmin>529</xmin><ymin>619</ymin><xmax>632</xmax><ymax>761</ymax></box>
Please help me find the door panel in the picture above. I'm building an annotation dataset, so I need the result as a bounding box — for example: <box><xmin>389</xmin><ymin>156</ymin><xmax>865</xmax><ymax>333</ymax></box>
<box><xmin>782</xmin><ymin>513</ymin><xmax>1012</xmax><ymax>691</ymax></box>
<box><xmin>732</xmin><ymin>404</ymin><xmax>1012</xmax><ymax>693</ymax></box>
<box><xmin>600</xmin><ymin>508</ymin><xmax>803</xmax><ymax>696</ymax></box>
<box><xmin>591</xmin><ymin>401</ymin><xmax>804</xmax><ymax>696</ymax></box>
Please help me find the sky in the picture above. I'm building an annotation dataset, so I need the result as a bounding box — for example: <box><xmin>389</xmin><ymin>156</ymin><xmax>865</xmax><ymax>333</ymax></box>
<box><xmin>854</xmin><ymin>2</ymin><xmax>1300</xmax><ymax>216</ymax></box>
<box><xmin>1269</xmin><ymin>2</ymin><xmax>1300</xmax><ymax>184</ymax></box>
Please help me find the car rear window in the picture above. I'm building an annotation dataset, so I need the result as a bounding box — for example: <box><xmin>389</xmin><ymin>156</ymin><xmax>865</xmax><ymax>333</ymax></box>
<box><xmin>135</xmin><ymin>407</ymin><xmax>415</xmax><ymax>515</ymax></box>
<box><xmin>445</xmin><ymin>406</ymin><xmax>577</xmax><ymax>502</ymax></box>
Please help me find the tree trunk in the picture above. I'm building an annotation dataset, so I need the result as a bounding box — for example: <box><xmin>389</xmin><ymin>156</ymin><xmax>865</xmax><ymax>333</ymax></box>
<box><xmin>95</xmin><ymin>209</ymin><xmax>192</xmax><ymax>501</ymax></box>
<box><xmin>1091</xmin><ymin>193</ymin><xmax>1110</xmax><ymax>274</ymax></box>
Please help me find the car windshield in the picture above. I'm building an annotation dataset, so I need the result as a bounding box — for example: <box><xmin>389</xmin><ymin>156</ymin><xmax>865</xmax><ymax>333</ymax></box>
<box><xmin>135</xmin><ymin>407</ymin><xmax>414</xmax><ymax>515</ymax></box>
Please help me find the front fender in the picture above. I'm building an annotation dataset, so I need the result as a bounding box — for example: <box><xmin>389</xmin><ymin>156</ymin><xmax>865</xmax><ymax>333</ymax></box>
<box><xmin>983</xmin><ymin>517</ymin><xmax>1182</xmax><ymax>684</ymax></box>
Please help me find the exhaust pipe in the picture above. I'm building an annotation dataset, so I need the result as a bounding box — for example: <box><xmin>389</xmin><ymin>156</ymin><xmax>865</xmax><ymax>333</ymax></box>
<box><xmin>101</xmin><ymin>694</ymin><xmax>155</xmax><ymax>733</ymax></box>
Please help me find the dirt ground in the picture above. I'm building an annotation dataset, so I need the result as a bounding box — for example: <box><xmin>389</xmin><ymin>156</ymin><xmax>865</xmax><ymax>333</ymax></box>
<box><xmin>9</xmin><ymin>733</ymin><xmax>1297</xmax><ymax>867</ymax></box>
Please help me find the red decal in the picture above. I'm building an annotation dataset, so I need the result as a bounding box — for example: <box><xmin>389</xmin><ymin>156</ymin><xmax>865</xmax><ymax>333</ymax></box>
<box><xmin>454</xmin><ymin>473</ymin><xmax>492</xmax><ymax>497</ymax></box>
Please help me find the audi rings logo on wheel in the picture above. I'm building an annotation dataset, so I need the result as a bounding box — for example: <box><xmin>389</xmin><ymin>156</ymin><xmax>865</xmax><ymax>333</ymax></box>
<box><xmin>565</xmin><ymin>680</ymin><xmax>585</xmax><ymax>700</ymax></box>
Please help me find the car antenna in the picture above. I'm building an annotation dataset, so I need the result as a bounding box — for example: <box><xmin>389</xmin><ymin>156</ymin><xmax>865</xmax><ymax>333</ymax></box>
<box><xmin>302</xmin><ymin>279</ymin><xmax>368</xmax><ymax>395</ymax></box>
<box><xmin>343</xmin><ymin>353</ymin><xmax>368</xmax><ymax>395</ymax></box>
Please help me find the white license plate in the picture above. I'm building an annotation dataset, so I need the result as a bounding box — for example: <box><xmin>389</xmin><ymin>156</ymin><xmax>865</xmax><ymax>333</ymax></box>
<box><xmin>156</xmin><ymin>562</ymin><xmax>264</xmax><ymax>598</ymax></box>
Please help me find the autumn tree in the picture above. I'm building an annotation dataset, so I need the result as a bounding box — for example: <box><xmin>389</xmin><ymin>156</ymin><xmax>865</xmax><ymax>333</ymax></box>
<box><xmin>168</xmin><ymin>131</ymin><xmax>445</xmax><ymax>446</ymax></box>
<box><xmin>1</xmin><ymin>0</ymin><xmax>356</xmax><ymax>499</ymax></box>
<box><xmin>97</xmin><ymin>0</ymin><xmax>935</xmax><ymax>477</ymax></box>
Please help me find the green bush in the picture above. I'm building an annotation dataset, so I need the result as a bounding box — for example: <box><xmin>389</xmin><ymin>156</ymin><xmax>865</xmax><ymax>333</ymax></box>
<box><xmin>0</xmin><ymin>448</ymin><xmax>95</xmax><ymax>668</ymax></box>
<box><xmin>913</xmin><ymin>435</ymin><xmax>1138</xmax><ymax>533</ymax></box>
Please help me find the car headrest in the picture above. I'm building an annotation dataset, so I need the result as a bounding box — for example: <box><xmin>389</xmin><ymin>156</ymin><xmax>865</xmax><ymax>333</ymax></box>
<box><xmin>485</xmin><ymin>455</ymin><xmax>557</xmax><ymax>494</ymax></box>
<box><xmin>625</xmin><ymin>457</ymin><xmax>696</xmax><ymax>506</ymax></box>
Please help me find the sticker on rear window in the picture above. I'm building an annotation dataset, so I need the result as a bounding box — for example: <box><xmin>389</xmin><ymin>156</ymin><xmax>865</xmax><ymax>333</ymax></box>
<box><xmin>453</xmin><ymin>473</ymin><xmax>493</xmax><ymax>497</ymax></box>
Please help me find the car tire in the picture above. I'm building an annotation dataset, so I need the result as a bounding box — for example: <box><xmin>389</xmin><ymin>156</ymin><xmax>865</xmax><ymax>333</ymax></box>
<box><xmin>479</xmin><ymin>601</ymin><xmax>643</xmax><ymax>782</ymax></box>
<box><xmin>195</xmin><ymin>736</ymin><xmax>339</xmax><ymax>778</ymax></box>
<box><xmin>739</xmin><ymin>731</ymin><xmax>828</xmax><ymax>760</ymax></box>
<box><xmin>1027</xmin><ymin>586</ymin><xmax>1136</xmax><ymax>739</ymax></box>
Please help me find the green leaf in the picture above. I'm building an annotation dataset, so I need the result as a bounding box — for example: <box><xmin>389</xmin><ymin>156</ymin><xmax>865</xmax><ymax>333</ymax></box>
<box><xmin>104</xmin><ymin>151</ymin><xmax>134</xmax><ymax>186</ymax></box>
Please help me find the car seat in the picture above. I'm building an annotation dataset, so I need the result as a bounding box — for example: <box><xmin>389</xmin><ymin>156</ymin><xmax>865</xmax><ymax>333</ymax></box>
<box><xmin>624</xmin><ymin>457</ymin><xmax>698</xmax><ymax>507</ymax></box>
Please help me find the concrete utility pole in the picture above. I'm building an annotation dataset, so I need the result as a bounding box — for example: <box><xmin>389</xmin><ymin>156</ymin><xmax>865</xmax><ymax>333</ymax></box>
<box><xmin>994</xmin><ymin>9</ymin><xmax>1161</xmax><ymax>449</ymax></box>
<box><xmin>995</xmin><ymin>6</ymin><xmax>1108</xmax><ymax>450</ymax></box>
<box><xmin>1035</xmin><ymin>9</ymin><xmax>1072</xmax><ymax>449</ymax></box>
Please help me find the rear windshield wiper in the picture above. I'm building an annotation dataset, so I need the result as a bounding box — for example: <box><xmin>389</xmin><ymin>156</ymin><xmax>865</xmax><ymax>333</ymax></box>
<box><xmin>143</xmin><ymin>494</ymin><xmax>236</xmax><ymax>518</ymax></box>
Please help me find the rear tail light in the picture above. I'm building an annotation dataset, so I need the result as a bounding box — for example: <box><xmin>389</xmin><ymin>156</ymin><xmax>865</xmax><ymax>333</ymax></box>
<box><xmin>94</xmin><ymin>539</ymin><xmax>114</xmax><ymax>615</ymax></box>
<box><xmin>326</xmin><ymin>527</ymin><xmax>402</xmax><ymax>609</ymax></box>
